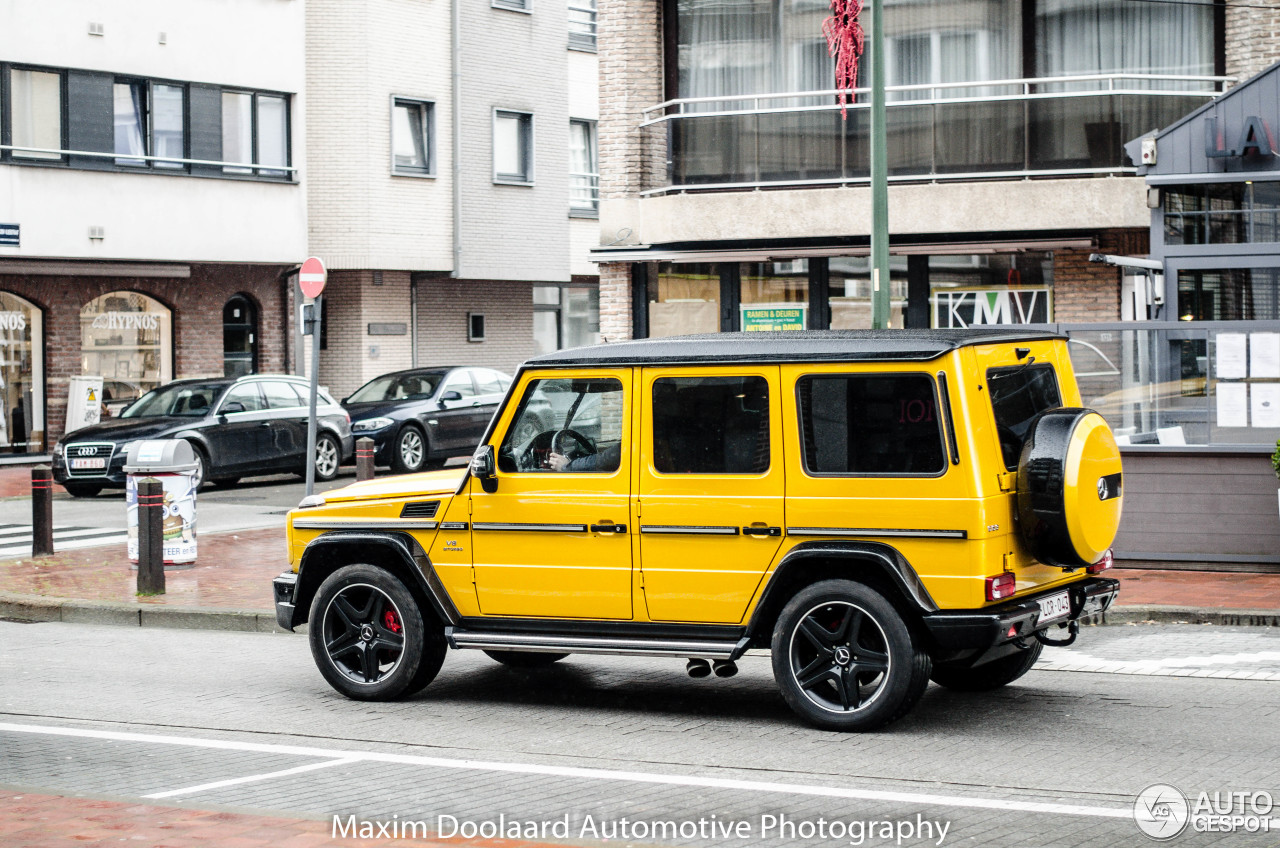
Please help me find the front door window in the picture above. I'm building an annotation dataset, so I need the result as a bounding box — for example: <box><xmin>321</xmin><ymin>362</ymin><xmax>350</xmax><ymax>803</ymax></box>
<box><xmin>471</xmin><ymin>373</ymin><xmax>632</xmax><ymax>619</ymax></box>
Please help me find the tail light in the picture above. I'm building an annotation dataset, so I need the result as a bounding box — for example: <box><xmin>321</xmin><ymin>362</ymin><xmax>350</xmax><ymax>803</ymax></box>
<box><xmin>986</xmin><ymin>572</ymin><xmax>1016</xmax><ymax>601</ymax></box>
<box><xmin>1087</xmin><ymin>548</ymin><xmax>1114</xmax><ymax>574</ymax></box>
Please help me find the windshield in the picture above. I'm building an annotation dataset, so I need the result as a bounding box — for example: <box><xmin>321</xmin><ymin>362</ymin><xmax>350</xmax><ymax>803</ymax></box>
<box><xmin>121</xmin><ymin>383</ymin><xmax>226</xmax><ymax>418</ymax></box>
<box><xmin>987</xmin><ymin>365</ymin><xmax>1062</xmax><ymax>470</ymax></box>
<box><xmin>348</xmin><ymin>371</ymin><xmax>446</xmax><ymax>403</ymax></box>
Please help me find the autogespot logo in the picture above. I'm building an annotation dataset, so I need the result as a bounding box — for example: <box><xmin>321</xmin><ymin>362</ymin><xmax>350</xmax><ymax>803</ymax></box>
<box><xmin>1135</xmin><ymin>784</ymin><xmax>1190</xmax><ymax>840</ymax></box>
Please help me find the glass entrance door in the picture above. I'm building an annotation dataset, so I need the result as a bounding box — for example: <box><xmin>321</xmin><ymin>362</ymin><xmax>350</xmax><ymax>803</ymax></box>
<box><xmin>0</xmin><ymin>292</ymin><xmax>44</xmax><ymax>453</ymax></box>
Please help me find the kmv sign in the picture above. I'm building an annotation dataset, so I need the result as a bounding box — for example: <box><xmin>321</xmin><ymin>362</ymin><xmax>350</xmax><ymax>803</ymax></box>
<box><xmin>932</xmin><ymin>288</ymin><xmax>1051</xmax><ymax>328</ymax></box>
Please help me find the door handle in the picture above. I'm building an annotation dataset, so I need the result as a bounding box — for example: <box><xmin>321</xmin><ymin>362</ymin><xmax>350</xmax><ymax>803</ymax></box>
<box><xmin>590</xmin><ymin>522</ymin><xmax>627</xmax><ymax>534</ymax></box>
<box><xmin>742</xmin><ymin>526</ymin><xmax>781</xmax><ymax>537</ymax></box>
<box><xmin>258</xmin><ymin>422</ymin><xmax>272</xmax><ymax>427</ymax></box>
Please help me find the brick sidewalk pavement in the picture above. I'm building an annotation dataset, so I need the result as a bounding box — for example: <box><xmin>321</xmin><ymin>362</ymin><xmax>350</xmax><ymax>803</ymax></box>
<box><xmin>1</xmin><ymin>791</ymin><xmax>572</xmax><ymax>848</ymax></box>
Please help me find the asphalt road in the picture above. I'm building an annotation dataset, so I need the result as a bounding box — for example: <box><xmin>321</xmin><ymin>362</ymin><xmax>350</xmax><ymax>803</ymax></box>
<box><xmin>2</xmin><ymin>621</ymin><xmax>1278</xmax><ymax>847</ymax></box>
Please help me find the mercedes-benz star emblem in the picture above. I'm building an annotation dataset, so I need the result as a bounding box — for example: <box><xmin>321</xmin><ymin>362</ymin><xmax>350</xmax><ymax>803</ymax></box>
<box><xmin>834</xmin><ymin>646</ymin><xmax>852</xmax><ymax>666</ymax></box>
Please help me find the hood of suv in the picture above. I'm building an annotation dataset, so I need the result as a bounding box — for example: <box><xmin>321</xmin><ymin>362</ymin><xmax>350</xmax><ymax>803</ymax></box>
<box><xmin>319</xmin><ymin>467</ymin><xmax>467</xmax><ymax>503</ymax></box>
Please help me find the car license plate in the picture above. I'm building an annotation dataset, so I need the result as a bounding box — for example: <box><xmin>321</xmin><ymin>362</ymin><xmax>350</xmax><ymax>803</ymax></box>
<box><xmin>70</xmin><ymin>458</ymin><xmax>106</xmax><ymax>470</ymax></box>
<box><xmin>1037</xmin><ymin>591</ymin><xmax>1071</xmax><ymax>626</ymax></box>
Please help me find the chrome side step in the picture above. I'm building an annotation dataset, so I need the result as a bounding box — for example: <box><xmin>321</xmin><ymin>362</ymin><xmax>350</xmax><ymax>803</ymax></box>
<box><xmin>446</xmin><ymin>628</ymin><xmax>750</xmax><ymax>660</ymax></box>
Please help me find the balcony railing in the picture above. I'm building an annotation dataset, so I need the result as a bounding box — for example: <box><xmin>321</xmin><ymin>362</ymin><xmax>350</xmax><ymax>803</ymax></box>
<box><xmin>639</xmin><ymin>74</ymin><xmax>1231</xmax><ymax>195</ymax></box>
<box><xmin>570</xmin><ymin>170</ymin><xmax>600</xmax><ymax>212</ymax></box>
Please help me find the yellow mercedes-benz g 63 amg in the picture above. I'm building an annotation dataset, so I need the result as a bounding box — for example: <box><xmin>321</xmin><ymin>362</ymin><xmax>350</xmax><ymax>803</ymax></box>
<box><xmin>274</xmin><ymin>329</ymin><xmax>1122</xmax><ymax>731</ymax></box>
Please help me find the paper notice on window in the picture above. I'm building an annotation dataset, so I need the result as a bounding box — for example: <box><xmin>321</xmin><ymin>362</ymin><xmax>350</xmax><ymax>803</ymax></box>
<box><xmin>1216</xmin><ymin>382</ymin><xmax>1248</xmax><ymax>428</ymax></box>
<box><xmin>1252</xmin><ymin>384</ymin><xmax>1280</xmax><ymax>429</ymax></box>
<box><xmin>1250</xmin><ymin>332</ymin><xmax>1280</xmax><ymax>378</ymax></box>
<box><xmin>1215</xmin><ymin>333</ymin><xmax>1248</xmax><ymax>379</ymax></box>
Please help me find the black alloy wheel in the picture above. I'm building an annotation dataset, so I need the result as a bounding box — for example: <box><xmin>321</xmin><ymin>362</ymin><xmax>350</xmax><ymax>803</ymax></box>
<box><xmin>308</xmin><ymin>564</ymin><xmax>445</xmax><ymax>700</ymax></box>
<box><xmin>483</xmin><ymin>650</ymin><xmax>570</xmax><ymax>668</ymax></box>
<box><xmin>930</xmin><ymin>639</ymin><xmax>1043</xmax><ymax>691</ymax></box>
<box><xmin>771</xmin><ymin>579</ymin><xmax>930</xmax><ymax>731</ymax></box>
<box><xmin>391</xmin><ymin>426</ymin><xmax>427</xmax><ymax>474</ymax></box>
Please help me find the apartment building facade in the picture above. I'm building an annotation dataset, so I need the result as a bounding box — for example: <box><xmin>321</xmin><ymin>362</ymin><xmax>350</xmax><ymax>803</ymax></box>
<box><xmin>306</xmin><ymin>0</ymin><xmax>602</xmax><ymax>399</ymax></box>
<box><xmin>594</xmin><ymin>0</ymin><xmax>1280</xmax><ymax>343</ymax></box>
<box><xmin>0</xmin><ymin>0</ymin><xmax>307</xmax><ymax>452</ymax></box>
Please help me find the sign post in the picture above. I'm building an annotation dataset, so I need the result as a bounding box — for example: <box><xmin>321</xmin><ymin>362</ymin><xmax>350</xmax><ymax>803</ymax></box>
<box><xmin>300</xmin><ymin>257</ymin><xmax>327</xmax><ymax>497</ymax></box>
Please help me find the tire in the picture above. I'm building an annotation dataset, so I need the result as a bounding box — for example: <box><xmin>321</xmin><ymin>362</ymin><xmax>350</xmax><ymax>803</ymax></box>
<box><xmin>771</xmin><ymin>579</ymin><xmax>931</xmax><ymax>732</ymax></box>
<box><xmin>930</xmin><ymin>640</ymin><xmax>1043</xmax><ymax>692</ymax></box>
<box><xmin>391</xmin><ymin>426</ymin><xmax>428</xmax><ymax>474</ymax></box>
<box><xmin>308</xmin><ymin>564</ymin><xmax>446</xmax><ymax>700</ymax></box>
<box><xmin>483</xmin><ymin>650</ymin><xmax>569</xmax><ymax>668</ymax></box>
<box><xmin>188</xmin><ymin>444</ymin><xmax>208</xmax><ymax>490</ymax></box>
<box><xmin>313</xmin><ymin>432</ymin><xmax>341</xmax><ymax>481</ymax></box>
<box><xmin>62</xmin><ymin>482</ymin><xmax>103</xmax><ymax>498</ymax></box>
<box><xmin>1016</xmin><ymin>408</ymin><xmax>1123</xmax><ymax>567</ymax></box>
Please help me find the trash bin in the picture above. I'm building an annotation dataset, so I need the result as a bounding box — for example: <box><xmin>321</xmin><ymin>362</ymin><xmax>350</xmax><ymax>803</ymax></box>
<box><xmin>124</xmin><ymin>440</ymin><xmax>199</xmax><ymax>565</ymax></box>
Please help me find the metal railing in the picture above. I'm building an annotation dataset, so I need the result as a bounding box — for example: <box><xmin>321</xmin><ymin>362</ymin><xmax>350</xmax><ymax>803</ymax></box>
<box><xmin>570</xmin><ymin>170</ymin><xmax>600</xmax><ymax>211</ymax></box>
<box><xmin>1037</xmin><ymin>320</ymin><xmax>1280</xmax><ymax>449</ymax></box>
<box><xmin>0</xmin><ymin>144</ymin><xmax>296</xmax><ymax>176</ymax></box>
<box><xmin>639</xmin><ymin>73</ymin><xmax>1231</xmax><ymax>195</ymax></box>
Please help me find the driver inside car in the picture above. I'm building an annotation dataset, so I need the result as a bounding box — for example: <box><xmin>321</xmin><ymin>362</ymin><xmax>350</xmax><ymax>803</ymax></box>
<box><xmin>547</xmin><ymin>441</ymin><xmax>621</xmax><ymax>472</ymax></box>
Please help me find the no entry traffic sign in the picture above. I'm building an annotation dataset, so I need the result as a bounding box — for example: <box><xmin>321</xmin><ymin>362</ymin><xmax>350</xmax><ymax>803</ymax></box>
<box><xmin>299</xmin><ymin>257</ymin><xmax>327</xmax><ymax>299</ymax></box>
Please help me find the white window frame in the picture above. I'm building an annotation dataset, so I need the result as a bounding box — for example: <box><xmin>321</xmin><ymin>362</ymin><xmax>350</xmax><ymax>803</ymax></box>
<box><xmin>390</xmin><ymin>95</ymin><xmax>436</xmax><ymax>177</ymax></box>
<box><xmin>569</xmin><ymin>118</ymin><xmax>599</xmax><ymax>217</ymax></box>
<box><xmin>493</xmin><ymin>108</ymin><xmax>534</xmax><ymax>186</ymax></box>
<box><xmin>492</xmin><ymin>0</ymin><xmax>532</xmax><ymax>13</ymax></box>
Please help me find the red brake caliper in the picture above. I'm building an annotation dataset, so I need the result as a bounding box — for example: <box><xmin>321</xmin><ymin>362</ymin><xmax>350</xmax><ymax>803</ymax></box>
<box><xmin>384</xmin><ymin>608</ymin><xmax>402</xmax><ymax>634</ymax></box>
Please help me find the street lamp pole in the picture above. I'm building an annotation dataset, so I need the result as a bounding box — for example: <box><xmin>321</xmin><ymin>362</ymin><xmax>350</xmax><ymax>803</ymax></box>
<box><xmin>869</xmin><ymin>0</ymin><xmax>890</xmax><ymax>329</ymax></box>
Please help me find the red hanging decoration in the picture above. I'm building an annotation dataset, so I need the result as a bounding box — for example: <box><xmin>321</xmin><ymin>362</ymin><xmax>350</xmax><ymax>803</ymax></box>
<box><xmin>823</xmin><ymin>0</ymin><xmax>865</xmax><ymax>119</ymax></box>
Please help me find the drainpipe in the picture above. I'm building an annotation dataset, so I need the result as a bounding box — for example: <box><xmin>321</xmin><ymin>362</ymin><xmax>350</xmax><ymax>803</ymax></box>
<box><xmin>451</xmin><ymin>0</ymin><xmax>462</xmax><ymax>279</ymax></box>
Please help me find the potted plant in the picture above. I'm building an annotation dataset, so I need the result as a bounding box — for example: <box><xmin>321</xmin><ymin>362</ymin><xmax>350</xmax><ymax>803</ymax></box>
<box><xmin>1274</xmin><ymin>438</ymin><xmax>1280</xmax><ymax>519</ymax></box>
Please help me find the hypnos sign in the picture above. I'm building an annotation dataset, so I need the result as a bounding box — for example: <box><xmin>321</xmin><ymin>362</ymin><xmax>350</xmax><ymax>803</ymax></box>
<box><xmin>932</xmin><ymin>289</ymin><xmax>1051</xmax><ymax>328</ymax></box>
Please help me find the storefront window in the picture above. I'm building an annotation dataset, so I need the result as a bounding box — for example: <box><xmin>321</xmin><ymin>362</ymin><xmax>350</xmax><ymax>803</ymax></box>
<box><xmin>649</xmin><ymin>263</ymin><xmax>719</xmax><ymax>338</ymax></box>
<box><xmin>80</xmin><ymin>292</ymin><xmax>173</xmax><ymax>406</ymax></box>
<box><xmin>929</xmin><ymin>252</ymin><xmax>1054</xmax><ymax>328</ymax></box>
<box><xmin>0</xmin><ymin>292</ymin><xmax>44</xmax><ymax>453</ymax></box>
<box><xmin>1164</xmin><ymin>183</ymin><xmax>1280</xmax><ymax>246</ymax></box>
<box><xmin>739</xmin><ymin>262</ymin><xmax>808</xmax><ymax>330</ymax></box>
<box><xmin>1177</xmin><ymin>269</ymin><xmax>1280</xmax><ymax>322</ymax></box>
<box><xmin>828</xmin><ymin>257</ymin><xmax>907</xmax><ymax>329</ymax></box>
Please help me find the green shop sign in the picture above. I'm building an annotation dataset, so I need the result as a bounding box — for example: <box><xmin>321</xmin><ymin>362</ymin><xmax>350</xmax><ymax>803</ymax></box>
<box><xmin>741</xmin><ymin>304</ymin><xmax>807</xmax><ymax>331</ymax></box>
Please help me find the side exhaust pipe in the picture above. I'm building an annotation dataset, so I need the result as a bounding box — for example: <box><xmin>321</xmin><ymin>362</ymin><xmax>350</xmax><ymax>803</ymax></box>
<box><xmin>686</xmin><ymin>658</ymin><xmax>711</xmax><ymax>678</ymax></box>
<box><xmin>712</xmin><ymin>660</ymin><xmax>738</xmax><ymax>678</ymax></box>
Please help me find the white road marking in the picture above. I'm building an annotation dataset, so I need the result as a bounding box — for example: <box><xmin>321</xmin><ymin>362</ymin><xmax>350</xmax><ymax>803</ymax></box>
<box><xmin>143</xmin><ymin>757</ymin><xmax>359</xmax><ymax>799</ymax></box>
<box><xmin>0</xmin><ymin>721</ymin><xmax>1131</xmax><ymax>819</ymax></box>
<box><xmin>1039</xmin><ymin>650</ymin><xmax>1280</xmax><ymax>680</ymax></box>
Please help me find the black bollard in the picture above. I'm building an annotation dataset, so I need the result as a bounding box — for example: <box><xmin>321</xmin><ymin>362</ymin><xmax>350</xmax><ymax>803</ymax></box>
<box><xmin>136</xmin><ymin>477</ymin><xmax>165</xmax><ymax>595</ymax></box>
<box><xmin>356</xmin><ymin>437</ymin><xmax>376</xmax><ymax>481</ymax></box>
<box><xmin>31</xmin><ymin>465</ymin><xmax>54</xmax><ymax>557</ymax></box>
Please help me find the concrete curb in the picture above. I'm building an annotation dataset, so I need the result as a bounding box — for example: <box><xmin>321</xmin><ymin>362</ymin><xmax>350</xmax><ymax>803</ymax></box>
<box><xmin>0</xmin><ymin>592</ymin><xmax>295</xmax><ymax>633</ymax></box>
<box><xmin>1</xmin><ymin>592</ymin><xmax>1277</xmax><ymax>632</ymax></box>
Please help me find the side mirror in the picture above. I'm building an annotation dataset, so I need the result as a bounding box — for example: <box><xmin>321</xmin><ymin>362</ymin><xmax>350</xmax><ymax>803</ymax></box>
<box><xmin>470</xmin><ymin>444</ymin><xmax>498</xmax><ymax>493</ymax></box>
<box><xmin>221</xmin><ymin>401</ymin><xmax>246</xmax><ymax>414</ymax></box>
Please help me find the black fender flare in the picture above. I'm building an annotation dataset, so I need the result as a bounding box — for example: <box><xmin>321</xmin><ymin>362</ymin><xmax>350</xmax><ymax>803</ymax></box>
<box><xmin>290</xmin><ymin>530</ymin><xmax>460</xmax><ymax>629</ymax></box>
<box><xmin>745</xmin><ymin>541</ymin><xmax>938</xmax><ymax>643</ymax></box>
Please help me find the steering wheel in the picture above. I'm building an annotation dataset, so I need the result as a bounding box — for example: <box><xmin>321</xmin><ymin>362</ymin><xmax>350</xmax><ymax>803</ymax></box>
<box><xmin>551</xmin><ymin>429</ymin><xmax>596</xmax><ymax>464</ymax></box>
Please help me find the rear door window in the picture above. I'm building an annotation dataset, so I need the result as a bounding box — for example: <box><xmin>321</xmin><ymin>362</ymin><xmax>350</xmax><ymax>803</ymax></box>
<box><xmin>797</xmin><ymin>374</ymin><xmax>945</xmax><ymax>475</ymax></box>
<box><xmin>651</xmin><ymin>375</ymin><xmax>770</xmax><ymax>474</ymax></box>
<box><xmin>987</xmin><ymin>364</ymin><xmax>1062</xmax><ymax>470</ymax></box>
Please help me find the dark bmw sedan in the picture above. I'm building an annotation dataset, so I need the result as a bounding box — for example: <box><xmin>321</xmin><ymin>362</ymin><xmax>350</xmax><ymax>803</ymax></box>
<box><xmin>52</xmin><ymin>375</ymin><xmax>354</xmax><ymax>497</ymax></box>
<box><xmin>344</xmin><ymin>366</ymin><xmax>510</xmax><ymax>473</ymax></box>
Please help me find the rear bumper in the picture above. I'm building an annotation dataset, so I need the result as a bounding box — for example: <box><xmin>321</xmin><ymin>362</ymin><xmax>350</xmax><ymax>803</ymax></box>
<box><xmin>273</xmin><ymin>571</ymin><xmax>299</xmax><ymax>631</ymax></box>
<box><xmin>922</xmin><ymin>577</ymin><xmax>1119</xmax><ymax>651</ymax></box>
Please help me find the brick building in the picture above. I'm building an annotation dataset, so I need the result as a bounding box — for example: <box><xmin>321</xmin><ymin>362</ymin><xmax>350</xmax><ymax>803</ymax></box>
<box><xmin>305</xmin><ymin>0</ymin><xmax>602</xmax><ymax>400</ymax></box>
<box><xmin>591</xmin><ymin>0</ymin><xmax>1275</xmax><ymax>341</ymax></box>
<box><xmin>0</xmin><ymin>0</ymin><xmax>306</xmax><ymax>452</ymax></box>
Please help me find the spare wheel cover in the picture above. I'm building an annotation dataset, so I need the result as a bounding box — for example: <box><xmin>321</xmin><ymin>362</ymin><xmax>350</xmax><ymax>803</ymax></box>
<box><xmin>1016</xmin><ymin>408</ymin><xmax>1123</xmax><ymax>567</ymax></box>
